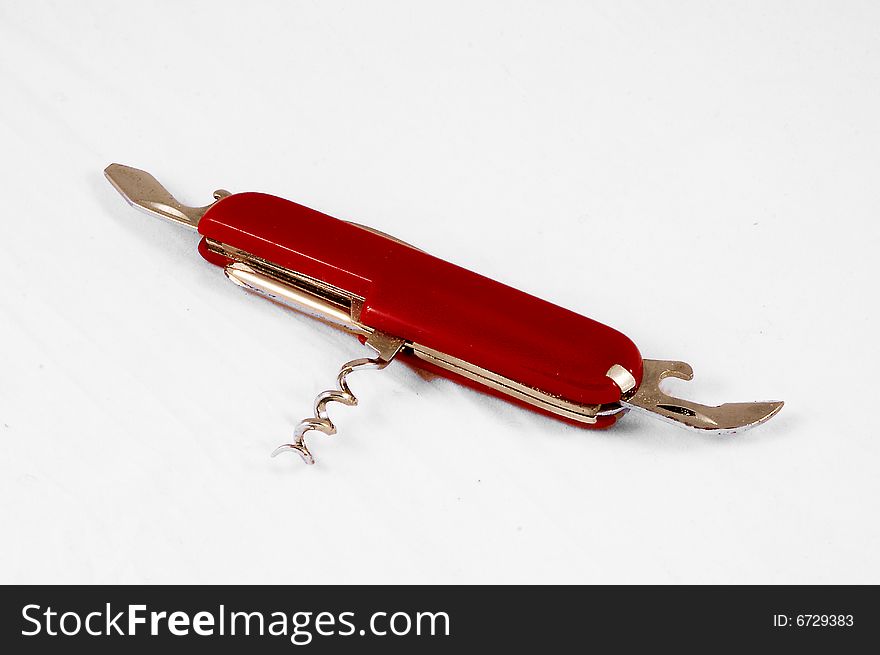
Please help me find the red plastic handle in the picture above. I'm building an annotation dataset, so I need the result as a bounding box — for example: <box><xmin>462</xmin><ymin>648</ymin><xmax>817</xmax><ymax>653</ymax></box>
<box><xmin>198</xmin><ymin>193</ymin><xmax>642</xmax><ymax>419</ymax></box>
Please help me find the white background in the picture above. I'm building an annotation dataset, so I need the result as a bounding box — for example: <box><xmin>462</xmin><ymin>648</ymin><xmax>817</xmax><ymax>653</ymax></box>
<box><xmin>1</xmin><ymin>1</ymin><xmax>878</xmax><ymax>584</ymax></box>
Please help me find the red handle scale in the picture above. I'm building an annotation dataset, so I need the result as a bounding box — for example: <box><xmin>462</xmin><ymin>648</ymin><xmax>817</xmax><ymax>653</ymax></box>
<box><xmin>197</xmin><ymin>193</ymin><xmax>642</xmax><ymax>426</ymax></box>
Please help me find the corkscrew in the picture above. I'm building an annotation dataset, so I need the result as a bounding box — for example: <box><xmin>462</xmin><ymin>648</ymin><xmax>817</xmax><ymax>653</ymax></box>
<box><xmin>270</xmin><ymin>331</ymin><xmax>405</xmax><ymax>465</ymax></box>
<box><xmin>104</xmin><ymin>164</ymin><xmax>783</xmax><ymax>467</ymax></box>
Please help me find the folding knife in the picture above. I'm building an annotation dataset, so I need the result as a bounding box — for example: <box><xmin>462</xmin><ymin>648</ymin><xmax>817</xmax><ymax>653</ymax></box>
<box><xmin>105</xmin><ymin>164</ymin><xmax>783</xmax><ymax>464</ymax></box>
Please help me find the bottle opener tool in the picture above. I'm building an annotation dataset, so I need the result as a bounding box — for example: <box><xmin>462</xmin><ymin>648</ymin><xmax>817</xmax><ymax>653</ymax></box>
<box><xmin>105</xmin><ymin>164</ymin><xmax>783</xmax><ymax>465</ymax></box>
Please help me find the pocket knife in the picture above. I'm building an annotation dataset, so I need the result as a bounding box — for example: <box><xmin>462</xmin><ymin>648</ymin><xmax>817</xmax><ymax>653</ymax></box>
<box><xmin>105</xmin><ymin>164</ymin><xmax>783</xmax><ymax>465</ymax></box>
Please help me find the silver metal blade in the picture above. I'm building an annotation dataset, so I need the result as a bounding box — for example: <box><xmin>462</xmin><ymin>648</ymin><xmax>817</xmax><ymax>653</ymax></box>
<box><xmin>621</xmin><ymin>359</ymin><xmax>783</xmax><ymax>433</ymax></box>
<box><xmin>104</xmin><ymin>163</ymin><xmax>228</xmax><ymax>229</ymax></box>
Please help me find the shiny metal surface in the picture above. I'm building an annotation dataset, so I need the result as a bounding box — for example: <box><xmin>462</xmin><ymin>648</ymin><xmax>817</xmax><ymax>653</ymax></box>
<box><xmin>271</xmin><ymin>331</ymin><xmax>406</xmax><ymax>465</ymax></box>
<box><xmin>621</xmin><ymin>359</ymin><xmax>784</xmax><ymax>433</ymax></box>
<box><xmin>104</xmin><ymin>163</ymin><xmax>228</xmax><ymax>229</ymax></box>
<box><xmin>605</xmin><ymin>364</ymin><xmax>637</xmax><ymax>394</ymax></box>
<box><xmin>225</xmin><ymin>262</ymin><xmax>366</xmax><ymax>334</ymax></box>
<box><xmin>207</xmin><ymin>239</ymin><xmax>362</xmax><ymax>321</ymax></box>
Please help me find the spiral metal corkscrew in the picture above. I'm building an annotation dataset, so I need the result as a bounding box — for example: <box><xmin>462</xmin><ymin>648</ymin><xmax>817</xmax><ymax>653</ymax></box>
<box><xmin>271</xmin><ymin>331</ymin><xmax>406</xmax><ymax>465</ymax></box>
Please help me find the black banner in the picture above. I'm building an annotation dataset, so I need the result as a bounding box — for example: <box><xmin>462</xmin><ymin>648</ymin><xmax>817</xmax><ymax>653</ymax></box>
<box><xmin>1</xmin><ymin>586</ymin><xmax>874</xmax><ymax>651</ymax></box>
